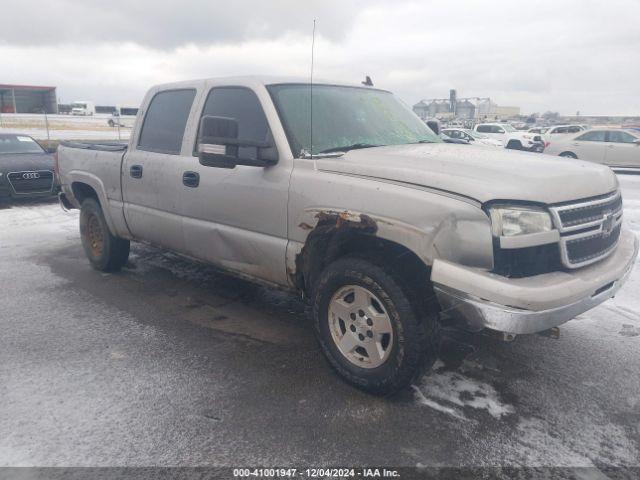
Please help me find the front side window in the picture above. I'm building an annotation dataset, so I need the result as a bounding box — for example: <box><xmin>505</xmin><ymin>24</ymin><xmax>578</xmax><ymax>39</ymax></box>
<box><xmin>138</xmin><ymin>89</ymin><xmax>196</xmax><ymax>155</ymax></box>
<box><xmin>576</xmin><ymin>131</ymin><xmax>606</xmax><ymax>142</ymax></box>
<box><xmin>476</xmin><ymin>125</ymin><xmax>491</xmax><ymax>133</ymax></box>
<box><xmin>467</xmin><ymin>129</ymin><xmax>487</xmax><ymax>139</ymax></box>
<box><xmin>196</xmin><ymin>87</ymin><xmax>270</xmax><ymax>160</ymax></box>
<box><xmin>607</xmin><ymin>131</ymin><xmax>637</xmax><ymax>143</ymax></box>
<box><xmin>0</xmin><ymin>135</ymin><xmax>45</xmax><ymax>155</ymax></box>
<box><xmin>493</xmin><ymin>126</ymin><xmax>505</xmax><ymax>133</ymax></box>
<box><xmin>267</xmin><ymin>84</ymin><xmax>440</xmax><ymax>156</ymax></box>
<box><xmin>445</xmin><ymin>130</ymin><xmax>462</xmax><ymax>139</ymax></box>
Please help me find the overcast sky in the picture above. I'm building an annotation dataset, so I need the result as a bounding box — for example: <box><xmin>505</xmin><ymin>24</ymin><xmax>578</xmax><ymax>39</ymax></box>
<box><xmin>2</xmin><ymin>0</ymin><xmax>639</xmax><ymax>115</ymax></box>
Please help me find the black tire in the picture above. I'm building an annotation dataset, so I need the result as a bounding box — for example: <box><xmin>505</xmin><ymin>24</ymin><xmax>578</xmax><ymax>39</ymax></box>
<box><xmin>506</xmin><ymin>140</ymin><xmax>523</xmax><ymax>150</ymax></box>
<box><xmin>312</xmin><ymin>256</ymin><xmax>439</xmax><ymax>395</ymax></box>
<box><xmin>560</xmin><ymin>152</ymin><xmax>578</xmax><ymax>159</ymax></box>
<box><xmin>79</xmin><ymin>197</ymin><xmax>130</xmax><ymax>272</ymax></box>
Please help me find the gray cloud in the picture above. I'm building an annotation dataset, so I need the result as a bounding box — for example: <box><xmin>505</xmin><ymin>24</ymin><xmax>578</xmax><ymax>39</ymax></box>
<box><xmin>1</xmin><ymin>0</ymin><xmax>639</xmax><ymax>115</ymax></box>
<box><xmin>1</xmin><ymin>0</ymin><xmax>369</xmax><ymax>48</ymax></box>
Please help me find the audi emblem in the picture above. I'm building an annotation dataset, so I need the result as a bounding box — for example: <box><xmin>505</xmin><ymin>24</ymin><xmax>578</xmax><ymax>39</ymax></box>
<box><xmin>22</xmin><ymin>172</ymin><xmax>40</xmax><ymax>180</ymax></box>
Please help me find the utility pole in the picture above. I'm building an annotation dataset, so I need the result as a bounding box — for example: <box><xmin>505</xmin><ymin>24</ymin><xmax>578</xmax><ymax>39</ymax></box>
<box><xmin>43</xmin><ymin>109</ymin><xmax>50</xmax><ymax>141</ymax></box>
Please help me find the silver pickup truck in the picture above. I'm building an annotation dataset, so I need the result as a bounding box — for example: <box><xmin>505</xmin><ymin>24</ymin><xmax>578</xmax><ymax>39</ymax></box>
<box><xmin>57</xmin><ymin>77</ymin><xmax>638</xmax><ymax>395</ymax></box>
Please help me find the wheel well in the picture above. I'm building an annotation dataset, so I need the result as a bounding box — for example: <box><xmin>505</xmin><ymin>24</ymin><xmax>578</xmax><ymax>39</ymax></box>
<box><xmin>71</xmin><ymin>182</ymin><xmax>99</xmax><ymax>205</ymax></box>
<box><xmin>506</xmin><ymin>139</ymin><xmax>522</xmax><ymax>149</ymax></box>
<box><xmin>295</xmin><ymin>217</ymin><xmax>431</xmax><ymax>298</ymax></box>
<box><xmin>560</xmin><ymin>151</ymin><xmax>577</xmax><ymax>158</ymax></box>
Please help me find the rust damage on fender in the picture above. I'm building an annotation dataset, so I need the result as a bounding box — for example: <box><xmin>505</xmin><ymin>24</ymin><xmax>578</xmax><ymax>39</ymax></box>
<box><xmin>315</xmin><ymin>210</ymin><xmax>378</xmax><ymax>234</ymax></box>
<box><xmin>291</xmin><ymin>210</ymin><xmax>380</xmax><ymax>294</ymax></box>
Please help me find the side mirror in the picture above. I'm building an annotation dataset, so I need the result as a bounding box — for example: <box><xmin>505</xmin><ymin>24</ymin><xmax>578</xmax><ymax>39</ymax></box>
<box><xmin>426</xmin><ymin>120</ymin><xmax>440</xmax><ymax>135</ymax></box>
<box><xmin>634</xmin><ymin>139</ymin><xmax>640</xmax><ymax>146</ymax></box>
<box><xmin>197</xmin><ymin>115</ymin><xmax>277</xmax><ymax>169</ymax></box>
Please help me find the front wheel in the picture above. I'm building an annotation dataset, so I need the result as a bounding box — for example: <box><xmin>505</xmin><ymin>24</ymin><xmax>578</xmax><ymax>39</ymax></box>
<box><xmin>312</xmin><ymin>257</ymin><xmax>439</xmax><ymax>395</ymax></box>
<box><xmin>560</xmin><ymin>152</ymin><xmax>578</xmax><ymax>159</ymax></box>
<box><xmin>80</xmin><ymin>197</ymin><xmax>130</xmax><ymax>272</ymax></box>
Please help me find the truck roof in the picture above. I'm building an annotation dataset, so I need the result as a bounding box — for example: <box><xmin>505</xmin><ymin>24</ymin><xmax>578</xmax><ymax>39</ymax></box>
<box><xmin>150</xmin><ymin>75</ymin><xmax>389</xmax><ymax>92</ymax></box>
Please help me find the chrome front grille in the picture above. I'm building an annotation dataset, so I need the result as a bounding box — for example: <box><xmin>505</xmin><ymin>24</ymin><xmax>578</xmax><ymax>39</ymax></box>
<box><xmin>7</xmin><ymin>170</ymin><xmax>55</xmax><ymax>195</ymax></box>
<box><xmin>549</xmin><ymin>190</ymin><xmax>623</xmax><ymax>268</ymax></box>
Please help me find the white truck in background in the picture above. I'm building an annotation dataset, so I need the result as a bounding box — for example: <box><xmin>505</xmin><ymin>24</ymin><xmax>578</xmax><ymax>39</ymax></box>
<box><xmin>474</xmin><ymin>123</ymin><xmax>544</xmax><ymax>152</ymax></box>
<box><xmin>71</xmin><ymin>101</ymin><xmax>96</xmax><ymax>116</ymax></box>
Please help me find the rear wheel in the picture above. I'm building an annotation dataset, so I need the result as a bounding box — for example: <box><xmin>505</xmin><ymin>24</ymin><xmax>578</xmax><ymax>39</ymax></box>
<box><xmin>506</xmin><ymin>140</ymin><xmax>523</xmax><ymax>150</ymax></box>
<box><xmin>312</xmin><ymin>257</ymin><xmax>439</xmax><ymax>395</ymax></box>
<box><xmin>560</xmin><ymin>152</ymin><xmax>578</xmax><ymax>159</ymax></box>
<box><xmin>80</xmin><ymin>197</ymin><xmax>130</xmax><ymax>272</ymax></box>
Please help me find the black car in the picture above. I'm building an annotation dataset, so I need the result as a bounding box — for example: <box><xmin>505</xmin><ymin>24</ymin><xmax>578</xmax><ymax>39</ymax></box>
<box><xmin>0</xmin><ymin>134</ymin><xmax>58</xmax><ymax>200</ymax></box>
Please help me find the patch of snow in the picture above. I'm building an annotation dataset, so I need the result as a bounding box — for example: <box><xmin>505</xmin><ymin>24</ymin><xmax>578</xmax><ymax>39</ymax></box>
<box><xmin>414</xmin><ymin>367</ymin><xmax>514</xmax><ymax>419</ymax></box>
<box><xmin>411</xmin><ymin>386</ymin><xmax>468</xmax><ymax>421</ymax></box>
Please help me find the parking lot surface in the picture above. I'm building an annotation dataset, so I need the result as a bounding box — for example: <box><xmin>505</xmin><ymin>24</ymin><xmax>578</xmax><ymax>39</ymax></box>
<box><xmin>1</xmin><ymin>176</ymin><xmax>639</xmax><ymax>469</ymax></box>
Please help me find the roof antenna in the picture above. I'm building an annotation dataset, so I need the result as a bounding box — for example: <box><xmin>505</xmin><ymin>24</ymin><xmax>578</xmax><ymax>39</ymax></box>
<box><xmin>310</xmin><ymin>19</ymin><xmax>316</xmax><ymax>159</ymax></box>
<box><xmin>362</xmin><ymin>76</ymin><xmax>373</xmax><ymax>87</ymax></box>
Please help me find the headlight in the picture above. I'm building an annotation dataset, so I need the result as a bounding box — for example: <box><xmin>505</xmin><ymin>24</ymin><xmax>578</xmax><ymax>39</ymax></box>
<box><xmin>489</xmin><ymin>206</ymin><xmax>553</xmax><ymax>237</ymax></box>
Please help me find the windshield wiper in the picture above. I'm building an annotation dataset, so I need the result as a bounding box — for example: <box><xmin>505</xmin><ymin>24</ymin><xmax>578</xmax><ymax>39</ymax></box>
<box><xmin>317</xmin><ymin>143</ymin><xmax>381</xmax><ymax>154</ymax></box>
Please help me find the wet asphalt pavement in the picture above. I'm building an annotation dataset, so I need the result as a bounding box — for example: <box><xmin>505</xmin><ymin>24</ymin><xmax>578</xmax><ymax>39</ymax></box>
<box><xmin>1</xmin><ymin>176</ymin><xmax>639</xmax><ymax>472</ymax></box>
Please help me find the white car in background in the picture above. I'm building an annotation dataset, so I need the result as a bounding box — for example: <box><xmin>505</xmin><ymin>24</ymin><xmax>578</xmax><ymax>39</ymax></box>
<box><xmin>473</xmin><ymin>123</ymin><xmax>543</xmax><ymax>151</ymax></box>
<box><xmin>441</xmin><ymin>128</ymin><xmax>503</xmax><ymax>147</ymax></box>
<box><xmin>528</xmin><ymin>124</ymin><xmax>586</xmax><ymax>144</ymax></box>
<box><xmin>544</xmin><ymin>128</ymin><xmax>640</xmax><ymax>170</ymax></box>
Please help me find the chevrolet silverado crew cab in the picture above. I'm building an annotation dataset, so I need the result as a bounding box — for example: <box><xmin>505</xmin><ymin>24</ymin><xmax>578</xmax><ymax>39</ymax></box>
<box><xmin>57</xmin><ymin>77</ymin><xmax>638</xmax><ymax>395</ymax></box>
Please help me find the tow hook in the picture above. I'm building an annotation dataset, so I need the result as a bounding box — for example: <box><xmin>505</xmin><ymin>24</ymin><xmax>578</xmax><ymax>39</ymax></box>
<box><xmin>538</xmin><ymin>327</ymin><xmax>561</xmax><ymax>340</ymax></box>
<box><xmin>502</xmin><ymin>332</ymin><xmax>517</xmax><ymax>342</ymax></box>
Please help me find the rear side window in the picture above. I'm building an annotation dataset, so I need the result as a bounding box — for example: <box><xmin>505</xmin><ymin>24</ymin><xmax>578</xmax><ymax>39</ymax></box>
<box><xmin>576</xmin><ymin>131</ymin><xmax>606</xmax><ymax>142</ymax></box>
<box><xmin>196</xmin><ymin>87</ymin><xmax>270</xmax><ymax>159</ymax></box>
<box><xmin>476</xmin><ymin>125</ymin><xmax>491</xmax><ymax>133</ymax></box>
<box><xmin>607</xmin><ymin>131</ymin><xmax>637</xmax><ymax>143</ymax></box>
<box><xmin>138</xmin><ymin>89</ymin><xmax>196</xmax><ymax>154</ymax></box>
<box><xmin>492</xmin><ymin>126</ymin><xmax>505</xmax><ymax>133</ymax></box>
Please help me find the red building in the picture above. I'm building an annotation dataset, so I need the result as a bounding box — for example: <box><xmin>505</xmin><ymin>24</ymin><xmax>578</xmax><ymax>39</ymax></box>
<box><xmin>0</xmin><ymin>84</ymin><xmax>58</xmax><ymax>114</ymax></box>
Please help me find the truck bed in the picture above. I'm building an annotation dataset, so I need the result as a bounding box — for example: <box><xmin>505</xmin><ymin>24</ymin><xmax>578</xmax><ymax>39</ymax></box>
<box><xmin>57</xmin><ymin>141</ymin><xmax>128</xmax><ymax>211</ymax></box>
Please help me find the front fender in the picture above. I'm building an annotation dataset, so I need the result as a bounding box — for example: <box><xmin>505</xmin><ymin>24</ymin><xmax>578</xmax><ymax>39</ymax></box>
<box><xmin>292</xmin><ymin>203</ymin><xmax>494</xmax><ymax>271</ymax></box>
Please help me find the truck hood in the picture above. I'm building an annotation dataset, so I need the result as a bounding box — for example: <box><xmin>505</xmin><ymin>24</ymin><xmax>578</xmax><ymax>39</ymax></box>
<box><xmin>0</xmin><ymin>153</ymin><xmax>54</xmax><ymax>174</ymax></box>
<box><xmin>314</xmin><ymin>143</ymin><xmax>618</xmax><ymax>204</ymax></box>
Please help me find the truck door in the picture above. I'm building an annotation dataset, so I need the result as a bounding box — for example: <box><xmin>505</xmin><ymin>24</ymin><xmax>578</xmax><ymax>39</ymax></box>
<box><xmin>179</xmin><ymin>86</ymin><xmax>292</xmax><ymax>286</ymax></box>
<box><xmin>122</xmin><ymin>88</ymin><xmax>199</xmax><ymax>252</ymax></box>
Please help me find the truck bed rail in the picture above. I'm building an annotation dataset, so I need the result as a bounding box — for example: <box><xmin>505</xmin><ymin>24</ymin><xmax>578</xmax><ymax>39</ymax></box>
<box><xmin>59</xmin><ymin>141</ymin><xmax>128</xmax><ymax>152</ymax></box>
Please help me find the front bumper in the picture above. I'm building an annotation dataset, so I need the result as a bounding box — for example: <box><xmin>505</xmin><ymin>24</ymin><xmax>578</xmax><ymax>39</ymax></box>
<box><xmin>432</xmin><ymin>228</ymin><xmax>638</xmax><ymax>334</ymax></box>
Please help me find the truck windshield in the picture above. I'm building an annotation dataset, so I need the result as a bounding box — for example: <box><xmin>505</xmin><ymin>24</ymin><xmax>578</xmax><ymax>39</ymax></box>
<box><xmin>0</xmin><ymin>135</ymin><xmax>45</xmax><ymax>154</ymax></box>
<box><xmin>268</xmin><ymin>84</ymin><xmax>441</xmax><ymax>156</ymax></box>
